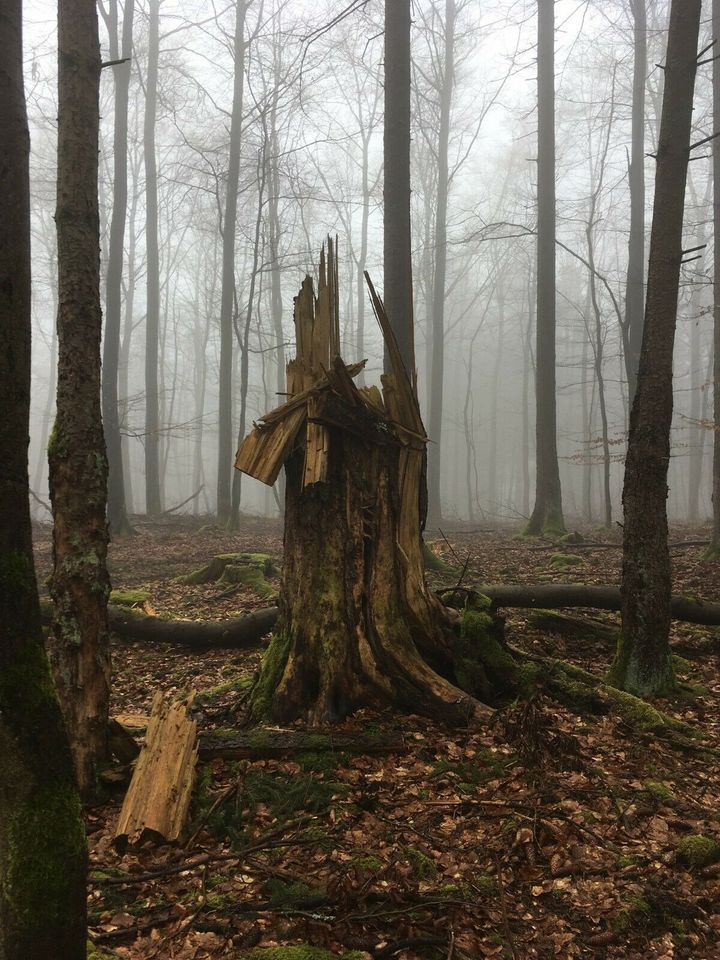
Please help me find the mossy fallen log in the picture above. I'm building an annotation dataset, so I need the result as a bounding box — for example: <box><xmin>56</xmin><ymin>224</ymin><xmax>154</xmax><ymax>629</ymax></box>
<box><xmin>197</xmin><ymin>727</ymin><xmax>406</xmax><ymax>761</ymax></box>
<box><xmin>40</xmin><ymin>598</ymin><xmax>278</xmax><ymax>650</ymax></box>
<box><xmin>470</xmin><ymin>584</ymin><xmax>720</xmax><ymax>627</ymax></box>
<box><xmin>39</xmin><ymin>580</ymin><xmax>720</xmax><ymax>653</ymax></box>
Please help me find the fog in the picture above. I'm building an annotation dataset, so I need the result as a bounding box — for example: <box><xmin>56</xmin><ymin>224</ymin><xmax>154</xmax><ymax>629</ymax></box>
<box><xmin>22</xmin><ymin>0</ymin><xmax>712</xmax><ymax>528</ymax></box>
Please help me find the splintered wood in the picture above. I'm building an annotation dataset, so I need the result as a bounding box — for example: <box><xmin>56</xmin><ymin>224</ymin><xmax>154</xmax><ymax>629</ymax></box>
<box><xmin>234</xmin><ymin>237</ymin><xmax>428</xmax><ymax>493</ymax></box>
<box><xmin>115</xmin><ymin>691</ymin><xmax>198</xmax><ymax>847</ymax></box>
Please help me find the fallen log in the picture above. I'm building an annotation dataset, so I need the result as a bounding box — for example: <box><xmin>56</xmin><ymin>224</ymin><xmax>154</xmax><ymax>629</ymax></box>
<box><xmin>40</xmin><ymin>598</ymin><xmax>278</xmax><ymax>650</ymax></box>
<box><xmin>473</xmin><ymin>584</ymin><xmax>720</xmax><ymax>626</ymax></box>
<box><xmin>197</xmin><ymin>727</ymin><xmax>406</xmax><ymax>761</ymax></box>
<box><xmin>40</xmin><ymin>582</ymin><xmax>720</xmax><ymax>654</ymax></box>
<box><xmin>115</xmin><ymin>691</ymin><xmax>198</xmax><ymax>848</ymax></box>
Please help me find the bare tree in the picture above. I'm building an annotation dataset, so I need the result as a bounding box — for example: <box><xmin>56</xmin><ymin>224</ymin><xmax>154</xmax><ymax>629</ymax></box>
<box><xmin>0</xmin><ymin>1</ymin><xmax>86</xmax><ymax>951</ymax></box>
<box><xmin>526</xmin><ymin>0</ymin><xmax>565</xmax><ymax>535</ymax></box>
<box><xmin>101</xmin><ymin>0</ymin><xmax>135</xmax><ymax>534</ymax></box>
<box><xmin>384</xmin><ymin>0</ymin><xmax>414</xmax><ymax>375</ymax></box>
<box><xmin>612</xmin><ymin>0</ymin><xmax>701</xmax><ymax>695</ymax></box>
<box><xmin>49</xmin><ymin>0</ymin><xmax>112</xmax><ymax>801</ymax></box>
<box><xmin>217</xmin><ymin>0</ymin><xmax>247</xmax><ymax>524</ymax></box>
<box><xmin>144</xmin><ymin>0</ymin><xmax>162</xmax><ymax>515</ymax></box>
<box><xmin>623</xmin><ymin>0</ymin><xmax>647</xmax><ymax>401</ymax></box>
<box><xmin>712</xmin><ymin>0</ymin><xmax>720</xmax><ymax>553</ymax></box>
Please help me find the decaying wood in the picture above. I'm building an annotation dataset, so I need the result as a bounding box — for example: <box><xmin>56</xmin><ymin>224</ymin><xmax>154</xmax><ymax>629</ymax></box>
<box><xmin>197</xmin><ymin>728</ymin><xmax>406</xmax><ymax>761</ymax></box>
<box><xmin>115</xmin><ymin>691</ymin><xmax>198</xmax><ymax>847</ymax></box>
<box><xmin>234</xmin><ymin>240</ymin><xmax>483</xmax><ymax>725</ymax></box>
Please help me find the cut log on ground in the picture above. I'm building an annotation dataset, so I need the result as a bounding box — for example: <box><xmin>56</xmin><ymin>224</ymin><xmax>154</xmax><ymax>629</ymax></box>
<box><xmin>115</xmin><ymin>691</ymin><xmax>198</xmax><ymax>848</ymax></box>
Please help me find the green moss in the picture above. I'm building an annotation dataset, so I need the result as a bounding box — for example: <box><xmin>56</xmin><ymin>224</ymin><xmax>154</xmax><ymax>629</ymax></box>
<box><xmin>403</xmin><ymin>846</ymin><xmax>438</xmax><ymax>880</ymax></box>
<box><xmin>676</xmin><ymin>834</ymin><xmax>720</xmax><ymax>868</ymax></box>
<box><xmin>640</xmin><ymin>780</ymin><xmax>674</xmax><ymax>804</ymax></box>
<box><xmin>607</xmin><ymin>633</ymin><xmax>676</xmax><ymax>697</ymax></box>
<box><xmin>3</xmin><ymin>782</ymin><xmax>86</xmax><ymax>931</ymax></box>
<box><xmin>176</xmin><ymin>553</ymin><xmax>277</xmax><ymax>586</ymax></box>
<box><xmin>347</xmin><ymin>855</ymin><xmax>384</xmax><ymax>876</ymax></box>
<box><xmin>600</xmin><ymin>685</ymin><xmax>691</xmax><ymax>736</ymax></box>
<box><xmin>249</xmin><ymin>633</ymin><xmax>291</xmax><ymax>722</ymax></box>
<box><xmin>47</xmin><ymin>421</ymin><xmax>68</xmax><ymax>460</ymax></box>
<box><xmin>195</xmin><ymin>674</ymin><xmax>253</xmax><ymax>706</ymax></box>
<box><xmin>264</xmin><ymin>879</ymin><xmax>327</xmax><ymax>908</ymax></box>
<box><xmin>549</xmin><ymin>553</ymin><xmax>583</xmax><ymax>569</ymax></box>
<box><xmin>672</xmin><ymin>655</ymin><xmax>693</xmax><ymax>676</ymax></box>
<box><xmin>422</xmin><ymin>541</ymin><xmax>457</xmax><ymax>574</ymax></box>
<box><xmin>456</xmin><ymin>599</ymin><xmax>539</xmax><ymax>702</ymax></box>
<box><xmin>109</xmin><ymin>588</ymin><xmax>150</xmax><ymax>607</ymax></box>
<box><xmin>219</xmin><ymin>563</ymin><xmax>277</xmax><ymax>599</ymax></box>
<box><xmin>88</xmin><ymin>943</ymin><xmax>120</xmax><ymax>960</ymax></box>
<box><xmin>297</xmin><ymin>750</ymin><xmax>344</xmax><ymax>774</ymax></box>
<box><xmin>613</xmin><ymin>897</ymin><xmax>652</xmax><ymax>934</ymax></box>
<box><xmin>559</xmin><ymin>531</ymin><xmax>585</xmax><ymax>544</ymax></box>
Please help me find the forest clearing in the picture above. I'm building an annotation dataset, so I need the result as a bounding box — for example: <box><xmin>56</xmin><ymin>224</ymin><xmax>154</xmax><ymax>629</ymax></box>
<box><xmin>29</xmin><ymin>517</ymin><xmax>720</xmax><ymax>959</ymax></box>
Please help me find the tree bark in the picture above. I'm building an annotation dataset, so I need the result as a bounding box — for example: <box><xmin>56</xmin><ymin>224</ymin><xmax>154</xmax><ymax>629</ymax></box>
<box><xmin>427</xmin><ymin>0</ymin><xmax>455</xmax><ymax>522</ymax></box>
<box><xmin>217</xmin><ymin>0</ymin><xmax>246</xmax><ymax>524</ymax></box>
<box><xmin>712</xmin><ymin>0</ymin><xmax>720</xmax><ymax>552</ymax></box>
<box><xmin>384</xmin><ymin>0</ymin><xmax>415</xmax><ymax>379</ymax></box>
<box><xmin>613</xmin><ymin>0</ymin><xmax>701</xmax><ymax>695</ymax></box>
<box><xmin>238</xmin><ymin>250</ymin><xmax>488</xmax><ymax>726</ymax></box>
<box><xmin>0</xmin><ymin>4</ymin><xmax>87</xmax><ymax>952</ymax></box>
<box><xmin>102</xmin><ymin>0</ymin><xmax>135</xmax><ymax>535</ymax></box>
<box><xmin>144</xmin><ymin>0</ymin><xmax>162</xmax><ymax>517</ymax></box>
<box><xmin>48</xmin><ymin>0</ymin><xmax>112</xmax><ymax>802</ymax></box>
<box><xmin>624</xmin><ymin>0</ymin><xmax>647</xmax><ymax>403</ymax></box>
<box><xmin>526</xmin><ymin>0</ymin><xmax>564</xmax><ymax>536</ymax></box>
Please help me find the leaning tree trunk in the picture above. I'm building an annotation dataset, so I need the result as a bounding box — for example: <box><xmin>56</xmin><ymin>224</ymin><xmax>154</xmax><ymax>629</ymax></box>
<box><xmin>0</xmin><ymin>2</ymin><xmax>87</xmax><ymax>953</ymax></box>
<box><xmin>237</xmin><ymin>243</ymin><xmax>493</xmax><ymax>726</ymax></box>
<box><xmin>612</xmin><ymin>0</ymin><xmax>701</xmax><ymax>696</ymax></box>
<box><xmin>49</xmin><ymin>0</ymin><xmax>112</xmax><ymax>800</ymax></box>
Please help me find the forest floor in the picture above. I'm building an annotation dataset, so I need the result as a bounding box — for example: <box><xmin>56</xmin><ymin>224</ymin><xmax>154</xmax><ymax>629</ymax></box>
<box><xmin>32</xmin><ymin>517</ymin><xmax>720</xmax><ymax>960</ymax></box>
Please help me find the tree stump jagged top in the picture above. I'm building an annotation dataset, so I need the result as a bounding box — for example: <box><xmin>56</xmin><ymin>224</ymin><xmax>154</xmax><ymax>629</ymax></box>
<box><xmin>234</xmin><ymin>240</ymin><xmax>481</xmax><ymax>725</ymax></box>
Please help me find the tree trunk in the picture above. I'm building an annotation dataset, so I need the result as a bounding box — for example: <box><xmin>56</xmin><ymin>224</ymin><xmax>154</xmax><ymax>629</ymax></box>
<box><xmin>144</xmin><ymin>0</ymin><xmax>162</xmax><ymax>517</ymax></box>
<box><xmin>238</xmin><ymin>247</ymin><xmax>490</xmax><ymax>726</ymax></box>
<box><xmin>217</xmin><ymin>0</ymin><xmax>246</xmax><ymax>524</ymax></box>
<box><xmin>384</xmin><ymin>0</ymin><xmax>415</xmax><ymax>378</ymax></box>
<box><xmin>526</xmin><ymin>0</ymin><xmax>564</xmax><ymax>536</ymax></box>
<box><xmin>0</xmin><ymin>4</ymin><xmax>86</xmax><ymax>952</ymax></box>
<box><xmin>613</xmin><ymin>0</ymin><xmax>701</xmax><ymax>695</ymax></box>
<box><xmin>712</xmin><ymin>0</ymin><xmax>720</xmax><ymax>552</ymax></box>
<box><xmin>49</xmin><ymin>0</ymin><xmax>112</xmax><ymax>802</ymax></box>
<box><xmin>102</xmin><ymin>0</ymin><xmax>135</xmax><ymax>535</ymax></box>
<box><xmin>427</xmin><ymin>0</ymin><xmax>455</xmax><ymax>522</ymax></box>
<box><xmin>624</xmin><ymin>0</ymin><xmax>647</xmax><ymax>403</ymax></box>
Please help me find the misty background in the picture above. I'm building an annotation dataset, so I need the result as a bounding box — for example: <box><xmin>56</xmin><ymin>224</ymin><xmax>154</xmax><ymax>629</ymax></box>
<box><xmin>22</xmin><ymin>0</ymin><xmax>710</xmax><ymax>527</ymax></box>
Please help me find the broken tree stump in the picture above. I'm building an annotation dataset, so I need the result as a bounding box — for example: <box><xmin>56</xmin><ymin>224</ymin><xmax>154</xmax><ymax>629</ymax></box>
<box><xmin>115</xmin><ymin>691</ymin><xmax>198</xmax><ymax>848</ymax></box>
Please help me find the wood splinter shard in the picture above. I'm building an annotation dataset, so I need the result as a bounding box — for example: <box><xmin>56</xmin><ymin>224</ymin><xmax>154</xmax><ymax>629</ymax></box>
<box><xmin>115</xmin><ymin>690</ymin><xmax>198</xmax><ymax>848</ymax></box>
